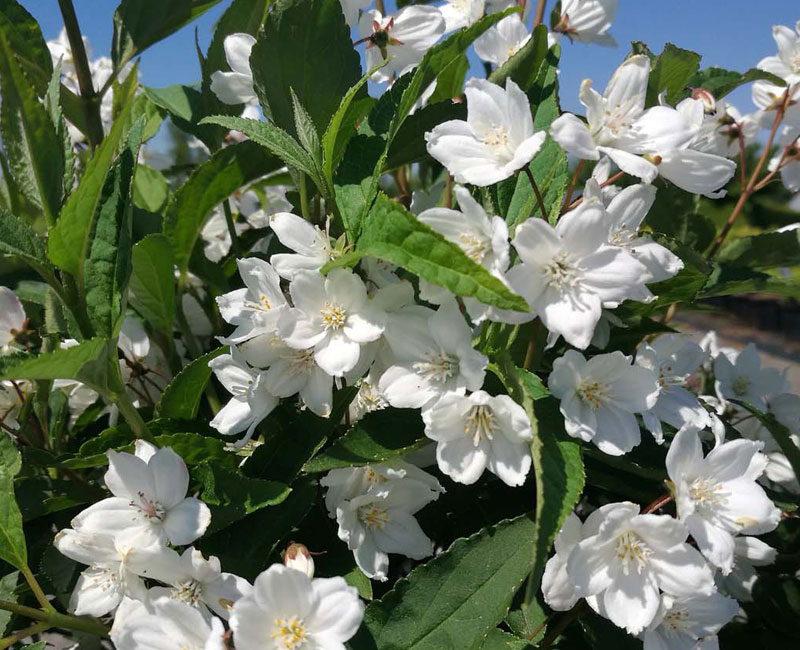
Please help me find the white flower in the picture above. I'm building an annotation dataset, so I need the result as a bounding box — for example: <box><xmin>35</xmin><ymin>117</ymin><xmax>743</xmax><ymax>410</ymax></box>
<box><xmin>756</xmin><ymin>22</ymin><xmax>800</xmax><ymax>85</ymax></box>
<box><xmin>588</xmin><ymin>181</ymin><xmax>684</xmax><ymax>283</ymax></box>
<box><xmin>549</xmin><ymin>350</ymin><xmax>660</xmax><ymax>455</ymax></box>
<box><xmin>713</xmin><ymin>343</ymin><xmax>788</xmax><ymax>410</ymax></box>
<box><xmin>238</xmin><ymin>333</ymin><xmax>333</xmax><ymax>418</ymax></box>
<box><xmin>552</xmin><ymin>0</ymin><xmax>618</xmax><ymax>46</ymax></box>
<box><xmin>340</xmin><ymin>0</ymin><xmax>372</xmax><ymax>27</ymax></box>
<box><xmin>0</xmin><ymin>287</ymin><xmax>25</xmax><ymax>351</ymax></box>
<box><xmin>426</xmin><ymin>78</ymin><xmax>546</xmax><ymax>186</ymax></box>
<box><xmin>542</xmin><ymin>512</ymin><xmax>584</xmax><ymax>611</ymax></box>
<box><xmin>642</xmin><ymin>591</ymin><xmax>738</xmax><ymax>650</ymax></box>
<box><xmin>209</xmin><ymin>348</ymin><xmax>280</xmax><ymax>443</ymax></box>
<box><xmin>439</xmin><ymin>0</ymin><xmax>484</xmax><ymax>32</ymax></box>
<box><xmin>127</xmin><ymin>546</ymin><xmax>251</xmax><ymax>619</ymax></box>
<box><xmin>379</xmin><ymin>300</ymin><xmax>487</xmax><ymax>410</ymax></box>
<box><xmin>719</xmin><ymin>536</ymin><xmax>776</xmax><ymax>602</ymax></box>
<box><xmin>566</xmin><ymin>502</ymin><xmax>715</xmax><ymax>635</ymax></box>
<box><xmin>550</xmin><ymin>55</ymin><xmax>697</xmax><ymax>184</ymax></box>
<box><xmin>283</xmin><ymin>542</ymin><xmax>315</xmax><ymax>578</ymax></box>
<box><xmin>217</xmin><ymin>258</ymin><xmax>288</xmax><ymax>344</ymax></box>
<box><xmin>688</xmin><ymin>100</ymin><xmax>761</xmax><ymax>159</ymax></box>
<box><xmin>349</xmin><ymin>367</ymin><xmax>389</xmax><ymax>423</ymax></box>
<box><xmin>280</xmin><ymin>269</ymin><xmax>386</xmax><ymax>377</ymax></box>
<box><xmin>111</xmin><ymin>596</ymin><xmax>226</xmax><ymax>650</ymax></box>
<box><xmin>506</xmin><ymin>197</ymin><xmax>652</xmax><ymax>349</ymax></box>
<box><xmin>231</xmin><ymin>564</ymin><xmax>363</xmax><ymax>650</ymax></box>
<box><xmin>422</xmin><ymin>390</ymin><xmax>532</xmax><ymax>486</ymax></box>
<box><xmin>474</xmin><ymin>14</ymin><xmax>531</xmax><ymax>67</ymax></box>
<box><xmin>333</xmin><ymin>478</ymin><xmax>440</xmax><ymax>580</ymax></box>
<box><xmin>71</xmin><ymin>441</ymin><xmax>211</xmax><ymax>546</ymax></box>
<box><xmin>269</xmin><ymin>212</ymin><xmax>336</xmax><ymax>280</ymax></box>
<box><xmin>210</xmin><ymin>33</ymin><xmax>257</xmax><ymax>105</ymax></box>
<box><xmin>635</xmin><ymin>334</ymin><xmax>711</xmax><ymax>443</ymax></box>
<box><xmin>666</xmin><ymin>426</ymin><xmax>781</xmax><ymax>574</ymax></box>
<box><xmin>0</xmin><ymin>380</ymin><xmax>28</xmax><ymax>431</ymax></box>
<box><xmin>201</xmin><ymin>206</ymin><xmax>248</xmax><ymax>263</ymax></box>
<box><xmin>54</xmin><ymin>529</ymin><xmax>151</xmax><ymax>616</ymax></box>
<box><xmin>359</xmin><ymin>7</ymin><xmax>446</xmax><ymax>83</ymax></box>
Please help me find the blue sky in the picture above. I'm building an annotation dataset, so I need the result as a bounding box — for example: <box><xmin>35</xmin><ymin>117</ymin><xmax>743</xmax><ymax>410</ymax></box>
<box><xmin>23</xmin><ymin>1</ymin><xmax>799</xmax><ymax>117</ymax></box>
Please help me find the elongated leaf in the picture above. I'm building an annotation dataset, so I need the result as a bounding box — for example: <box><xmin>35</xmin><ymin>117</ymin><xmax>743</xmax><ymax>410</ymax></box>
<box><xmin>112</xmin><ymin>0</ymin><xmax>223</xmax><ymax>68</ymax></box>
<box><xmin>0</xmin><ymin>0</ymin><xmax>52</xmax><ymax>95</ymax></box>
<box><xmin>717</xmin><ymin>229</ymin><xmax>800</xmax><ymax>270</ymax></box>
<box><xmin>129</xmin><ymin>234</ymin><xmax>175</xmax><ymax>334</ymax></box>
<box><xmin>0</xmin><ymin>15</ymin><xmax>63</xmax><ymax>225</ymax></box>
<box><xmin>489</xmin><ymin>24</ymin><xmax>549</xmax><ymax>91</ymax></box>
<box><xmin>250</xmin><ymin>0</ymin><xmax>362</xmax><ymax>137</ymax></box>
<box><xmin>0</xmin><ymin>206</ymin><xmax>59</xmax><ymax>286</ymax></box>
<box><xmin>646</xmin><ymin>43</ymin><xmax>702</xmax><ymax>106</ymax></box>
<box><xmin>0</xmin><ymin>338</ymin><xmax>119</xmax><ymax>394</ymax></box>
<box><xmin>0</xmin><ymin>570</ymin><xmax>18</xmax><ymax>634</ymax></box>
<box><xmin>352</xmin><ymin>515</ymin><xmax>536</xmax><ymax>650</ymax></box>
<box><xmin>48</xmin><ymin>74</ymin><xmax>139</xmax><ymax>277</ymax></box>
<box><xmin>0</xmin><ymin>435</ymin><xmax>26</xmax><ymax>570</ymax></box>
<box><xmin>155</xmin><ymin>347</ymin><xmax>226</xmax><ymax>419</ymax></box>
<box><xmin>303</xmin><ymin>409</ymin><xmax>427</xmax><ymax>473</ymax></box>
<box><xmin>145</xmin><ymin>84</ymin><xmax>222</xmax><ymax>148</ymax></box>
<box><xmin>686</xmin><ymin>66</ymin><xmax>786</xmax><ymax>100</ymax></box>
<box><xmin>163</xmin><ymin>138</ymin><xmax>281</xmax><ymax>272</ymax></box>
<box><xmin>732</xmin><ymin>401</ymin><xmax>800</xmax><ymax>482</ymax></box>
<box><xmin>358</xmin><ymin>193</ymin><xmax>529</xmax><ymax>312</ymax></box>
<box><xmin>83</xmin><ymin>117</ymin><xmax>145</xmax><ymax>338</ymax></box>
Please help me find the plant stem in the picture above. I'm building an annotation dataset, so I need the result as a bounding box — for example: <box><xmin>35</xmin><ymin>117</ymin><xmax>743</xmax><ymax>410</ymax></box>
<box><xmin>532</xmin><ymin>0</ymin><xmax>547</xmax><ymax>28</ymax></box>
<box><xmin>524</xmin><ymin>167</ymin><xmax>549</xmax><ymax>220</ymax></box>
<box><xmin>737</xmin><ymin>126</ymin><xmax>747</xmax><ymax>188</ymax></box>
<box><xmin>113</xmin><ymin>391</ymin><xmax>149</xmax><ymax>439</ymax></box>
<box><xmin>0</xmin><ymin>600</ymin><xmax>108</xmax><ymax>637</ymax></box>
<box><xmin>56</xmin><ymin>0</ymin><xmax>104</xmax><ymax>149</ymax></box>
<box><xmin>298</xmin><ymin>175</ymin><xmax>312</xmax><ymax>221</ymax></box>
<box><xmin>709</xmin><ymin>90</ymin><xmax>791</xmax><ymax>257</ymax></box>
<box><xmin>444</xmin><ymin>173</ymin><xmax>453</xmax><ymax>208</ymax></box>
<box><xmin>541</xmin><ymin>601</ymin><xmax>585</xmax><ymax>649</ymax></box>
<box><xmin>522</xmin><ymin>319</ymin><xmax>542</xmax><ymax>371</ymax></box>
<box><xmin>563</xmin><ymin>170</ymin><xmax>625</xmax><ymax>212</ymax></box>
<box><xmin>0</xmin><ymin>621</ymin><xmax>50</xmax><ymax>650</ymax></box>
<box><xmin>20</xmin><ymin>567</ymin><xmax>53</xmax><ymax>613</ymax></box>
<box><xmin>375</xmin><ymin>0</ymin><xmax>386</xmax><ymax>15</ymax></box>
<box><xmin>222</xmin><ymin>199</ymin><xmax>242</xmax><ymax>258</ymax></box>
<box><xmin>642</xmin><ymin>492</ymin><xmax>673</xmax><ymax>514</ymax></box>
<box><xmin>561</xmin><ymin>160</ymin><xmax>585</xmax><ymax>214</ymax></box>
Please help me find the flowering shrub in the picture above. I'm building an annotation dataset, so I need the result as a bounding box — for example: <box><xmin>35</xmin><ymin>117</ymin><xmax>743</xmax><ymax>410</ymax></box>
<box><xmin>1</xmin><ymin>1</ymin><xmax>800</xmax><ymax>650</ymax></box>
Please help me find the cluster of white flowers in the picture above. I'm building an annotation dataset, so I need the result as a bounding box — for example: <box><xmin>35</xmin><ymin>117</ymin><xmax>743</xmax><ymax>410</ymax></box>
<box><xmin>51</xmin><ymin>440</ymin><xmax>364</xmax><ymax>650</ymax></box>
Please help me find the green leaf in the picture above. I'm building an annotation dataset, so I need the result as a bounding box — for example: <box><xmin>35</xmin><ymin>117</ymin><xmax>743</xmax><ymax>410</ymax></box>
<box><xmin>155</xmin><ymin>347</ymin><xmax>227</xmax><ymax>419</ymax></box>
<box><xmin>291</xmin><ymin>90</ymin><xmax>322</xmax><ymax>164</ymax></box>
<box><xmin>128</xmin><ymin>234</ymin><xmax>175</xmax><ymax>334</ymax></box>
<box><xmin>686</xmin><ymin>67</ymin><xmax>786</xmax><ymax>100</ymax></box>
<box><xmin>250</xmin><ymin>0</ymin><xmax>362</xmax><ymax>137</ymax></box>
<box><xmin>0</xmin><ymin>338</ymin><xmax>118</xmax><ymax>394</ymax></box>
<box><xmin>163</xmin><ymin>138</ymin><xmax>282</xmax><ymax>272</ymax></box>
<box><xmin>352</xmin><ymin>515</ymin><xmax>536</xmax><ymax>650</ymax></box>
<box><xmin>0</xmin><ymin>14</ymin><xmax>63</xmax><ymax>226</ymax></box>
<box><xmin>503</xmin><ymin>138</ymin><xmax>569</xmax><ymax>227</ymax></box>
<box><xmin>0</xmin><ymin>570</ymin><xmax>19</xmax><ymax>634</ymax></box>
<box><xmin>699</xmin><ymin>263</ymin><xmax>800</xmax><ymax>299</ymax></box>
<box><xmin>731</xmin><ymin>401</ymin><xmax>800</xmax><ymax>482</ymax></box>
<box><xmin>0</xmin><ymin>205</ymin><xmax>59</xmax><ymax>286</ymax></box>
<box><xmin>48</xmin><ymin>74</ymin><xmax>140</xmax><ymax>277</ymax></box>
<box><xmin>0</xmin><ymin>0</ymin><xmax>53</xmax><ymax>95</ymax></box>
<box><xmin>646</xmin><ymin>43</ymin><xmax>702</xmax><ymax>106</ymax></box>
<box><xmin>357</xmin><ymin>193</ymin><xmax>529</xmax><ymax>312</ymax></box>
<box><xmin>0</xmin><ymin>435</ymin><xmax>27</xmax><ymax>571</ymax></box>
<box><xmin>717</xmin><ymin>229</ymin><xmax>800</xmax><ymax>270</ymax></box>
<box><xmin>479</xmin><ymin>629</ymin><xmax>534</xmax><ymax>650</ymax></box>
<box><xmin>489</xmin><ymin>24</ymin><xmax>549</xmax><ymax>91</ymax></box>
<box><xmin>303</xmin><ymin>409</ymin><xmax>427</xmax><ymax>473</ymax></box>
<box><xmin>344</xmin><ymin>567</ymin><xmax>373</xmax><ymax>601</ymax></box>
<box><xmin>83</xmin><ymin>117</ymin><xmax>145</xmax><ymax>338</ymax></box>
<box><xmin>44</xmin><ymin>60</ymin><xmax>77</xmax><ymax>197</ymax></box>
<box><xmin>145</xmin><ymin>84</ymin><xmax>222</xmax><ymax>148</ymax></box>
<box><xmin>112</xmin><ymin>0</ymin><xmax>223</xmax><ymax>68</ymax></box>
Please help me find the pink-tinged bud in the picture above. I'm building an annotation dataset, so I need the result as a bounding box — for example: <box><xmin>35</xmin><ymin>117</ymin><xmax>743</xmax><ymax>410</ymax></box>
<box><xmin>692</xmin><ymin>88</ymin><xmax>716</xmax><ymax>114</ymax></box>
<box><xmin>284</xmin><ymin>543</ymin><xmax>315</xmax><ymax>578</ymax></box>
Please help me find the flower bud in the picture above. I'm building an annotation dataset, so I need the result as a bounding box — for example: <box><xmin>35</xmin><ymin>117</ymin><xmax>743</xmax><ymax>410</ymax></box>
<box><xmin>283</xmin><ymin>542</ymin><xmax>315</xmax><ymax>578</ymax></box>
<box><xmin>692</xmin><ymin>88</ymin><xmax>716</xmax><ymax>114</ymax></box>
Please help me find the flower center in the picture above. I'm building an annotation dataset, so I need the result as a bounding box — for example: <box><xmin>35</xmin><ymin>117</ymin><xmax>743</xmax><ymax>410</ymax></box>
<box><xmin>359</xmin><ymin>505</ymin><xmax>390</xmax><ymax>531</ymax></box>
<box><xmin>172</xmin><ymin>580</ymin><xmax>202</xmax><ymax>606</ymax></box>
<box><xmin>615</xmin><ymin>530</ymin><xmax>651</xmax><ymax>574</ymax></box>
<box><xmin>272</xmin><ymin>617</ymin><xmax>307</xmax><ymax>649</ymax></box>
<box><xmin>543</xmin><ymin>252</ymin><xmax>579</xmax><ymax>290</ymax></box>
<box><xmin>465</xmin><ymin>404</ymin><xmax>495</xmax><ymax>446</ymax></box>
<box><xmin>320</xmin><ymin>302</ymin><xmax>346</xmax><ymax>330</ymax></box>
<box><xmin>732</xmin><ymin>375</ymin><xmax>751</xmax><ymax>396</ymax></box>
<box><xmin>662</xmin><ymin>608</ymin><xmax>692</xmax><ymax>633</ymax></box>
<box><xmin>482</xmin><ymin>125</ymin><xmax>510</xmax><ymax>150</ymax></box>
<box><xmin>413</xmin><ymin>352</ymin><xmax>459</xmax><ymax>383</ymax></box>
<box><xmin>458</xmin><ymin>233</ymin><xmax>488</xmax><ymax>263</ymax></box>
<box><xmin>288</xmin><ymin>348</ymin><xmax>316</xmax><ymax>373</ymax></box>
<box><xmin>600</xmin><ymin>96</ymin><xmax>642</xmax><ymax>139</ymax></box>
<box><xmin>366</xmin><ymin>467</ymin><xmax>388</xmax><ymax>486</ymax></box>
<box><xmin>356</xmin><ymin>382</ymin><xmax>388</xmax><ymax>415</ymax></box>
<box><xmin>577</xmin><ymin>380</ymin><xmax>608</xmax><ymax>409</ymax></box>
<box><xmin>131</xmin><ymin>491</ymin><xmax>166</xmax><ymax>521</ymax></box>
<box><xmin>689</xmin><ymin>478</ymin><xmax>727</xmax><ymax>508</ymax></box>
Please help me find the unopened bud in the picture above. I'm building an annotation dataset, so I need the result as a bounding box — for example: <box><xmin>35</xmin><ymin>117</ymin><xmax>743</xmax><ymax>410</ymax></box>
<box><xmin>284</xmin><ymin>543</ymin><xmax>315</xmax><ymax>578</ymax></box>
<box><xmin>692</xmin><ymin>88</ymin><xmax>716</xmax><ymax>114</ymax></box>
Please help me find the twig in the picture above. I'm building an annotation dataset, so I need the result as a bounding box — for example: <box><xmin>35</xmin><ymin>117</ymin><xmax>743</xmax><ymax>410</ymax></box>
<box><xmin>541</xmin><ymin>601</ymin><xmax>585</xmax><ymax>649</ymax></box>
<box><xmin>524</xmin><ymin>167</ymin><xmax>549</xmax><ymax>220</ymax></box>
<box><xmin>563</xmin><ymin>171</ymin><xmax>625</xmax><ymax>212</ymax></box>
<box><xmin>709</xmin><ymin>89</ymin><xmax>792</xmax><ymax>257</ymax></box>
<box><xmin>737</xmin><ymin>126</ymin><xmax>747</xmax><ymax>188</ymax></box>
<box><xmin>444</xmin><ymin>173</ymin><xmax>453</xmax><ymax>209</ymax></box>
<box><xmin>0</xmin><ymin>621</ymin><xmax>50</xmax><ymax>650</ymax></box>
<box><xmin>0</xmin><ymin>599</ymin><xmax>108</xmax><ymax>637</ymax></box>
<box><xmin>221</xmin><ymin>200</ymin><xmax>242</xmax><ymax>258</ymax></box>
<box><xmin>561</xmin><ymin>159</ymin><xmax>585</xmax><ymax>214</ymax></box>
<box><xmin>532</xmin><ymin>0</ymin><xmax>548</xmax><ymax>28</ymax></box>
<box><xmin>642</xmin><ymin>492</ymin><xmax>673</xmax><ymax>514</ymax></box>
